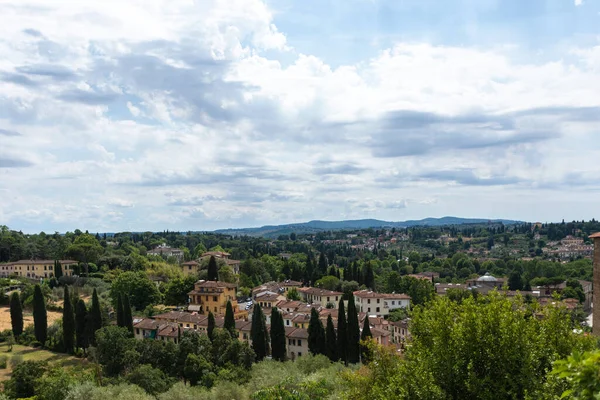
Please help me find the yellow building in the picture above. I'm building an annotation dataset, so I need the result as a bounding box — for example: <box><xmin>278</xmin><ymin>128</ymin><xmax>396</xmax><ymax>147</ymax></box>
<box><xmin>0</xmin><ymin>259</ymin><xmax>78</xmax><ymax>279</ymax></box>
<box><xmin>181</xmin><ymin>261</ymin><xmax>200</xmax><ymax>276</ymax></box>
<box><xmin>187</xmin><ymin>280</ymin><xmax>239</xmax><ymax>316</ymax></box>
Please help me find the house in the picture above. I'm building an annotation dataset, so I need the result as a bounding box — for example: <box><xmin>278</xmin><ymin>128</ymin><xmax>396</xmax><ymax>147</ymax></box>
<box><xmin>353</xmin><ymin>290</ymin><xmax>411</xmax><ymax>317</ymax></box>
<box><xmin>0</xmin><ymin>259</ymin><xmax>78</xmax><ymax>279</ymax></box>
<box><xmin>466</xmin><ymin>273</ymin><xmax>506</xmax><ymax>291</ymax></box>
<box><xmin>388</xmin><ymin>319</ymin><xmax>411</xmax><ymax>344</ymax></box>
<box><xmin>148</xmin><ymin>244</ymin><xmax>185</xmax><ymax>262</ymax></box>
<box><xmin>200</xmin><ymin>251</ymin><xmax>241</xmax><ymax>274</ymax></box>
<box><xmin>255</xmin><ymin>292</ymin><xmax>286</xmax><ymax>308</ymax></box>
<box><xmin>298</xmin><ymin>287</ymin><xmax>342</xmax><ymax>308</ymax></box>
<box><xmin>286</xmin><ymin>327</ymin><xmax>309</xmax><ymax>360</ymax></box>
<box><xmin>252</xmin><ymin>280</ymin><xmax>303</xmax><ymax>298</ymax></box>
<box><xmin>407</xmin><ymin>272</ymin><xmax>440</xmax><ymax>283</ymax></box>
<box><xmin>187</xmin><ymin>280</ymin><xmax>241</xmax><ymax>317</ymax></box>
<box><xmin>181</xmin><ymin>261</ymin><xmax>200</xmax><ymax>276</ymax></box>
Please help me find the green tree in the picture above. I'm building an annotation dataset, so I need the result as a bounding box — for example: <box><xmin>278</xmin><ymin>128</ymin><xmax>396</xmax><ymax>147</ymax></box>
<box><xmin>10</xmin><ymin>291</ymin><xmax>23</xmax><ymax>337</ymax></box>
<box><xmin>3</xmin><ymin>360</ymin><xmax>46</xmax><ymax>399</ymax></box>
<box><xmin>207</xmin><ymin>256</ymin><xmax>218</xmax><ymax>281</ymax></box>
<box><xmin>325</xmin><ymin>314</ymin><xmax>338</xmax><ymax>362</ymax></box>
<box><xmin>111</xmin><ymin>271</ymin><xmax>162</xmax><ymax>311</ymax></box>
<box><xmin>53</xmin><ymin>260</ymin><xmax>63</xmax><ymax>280</ymax></box>
<box><xmin>75</xmin><ymin>299</ymin><xmax>88</xmax><ymax>351</ymax></box>
<box><xmin>337</xmin><ymin>299</ymin><xmax>348</xmax><ymax>364</ymax></box>
<box><xmin>286</xmin><ymin>287</ymin><xmax>301</xmax><ymax>301</ymax></box>
<box><xmin>66</xmin><ymin>233</ymin><xmax>103</xmax><ymax>276</ymax></box>
<box><xmin>63</xmin><ymin>286</ymin><xmax>75</xmax><ymax>354</ymax></box>
<box><xmin>123</xmin><ymin>294</ymin><xmax>134</xmax><ymax>335</ymax></box>
<box><xmin>551</xmin><ymin>350</ymin><xmax>600</xmax><ymax>400</ymax></box>
<box><xmin>96</xmin><ymin>326</ymin><xmax>137</xmax><ymax>376</ymax></box>
<box><xmin>346</xmin><ymin>294</ymin><xmax>360</xmax><ymax>364</ymax></box>
<box><xmin>251</xmin><ymin>304</ymin><xmax>268</xmax><ymax>361</ymax></box>
<box><xmin>308</xmin><ymin>308</ymin><xmax>326</xmax><ymax>356</ymax></box>
<box><xmin>360</xmin><ymin>316</ymin><xmax>372</xmax><ymax>364</ymax></box>
<box><xmin>116</xmin><ymin>293</ymin><xmax>125</xmax><ymax>328</ymax></box>
<box><xmin>33</xmin><ymin>284</ymin><xmax>48</xmax><ymax>345</ymax></box>
<box><xmin>89</xmin><ymin>288</ymin><xmax>103</xmax><ymax>346</ymax></box>
<box><xmin>163</xmin><ymin>277</ymin><xmax>196</xmax><ymax>306</ymax></box>
<box><xmin>270</xmin><ymin>307</ymin><xmax>286</xmax><ymax>361</ymax></box>
<box><xmin>36</xmin><ymin>366</ymin><xmax>81</xmax><ymax>400</ymax></box>
<box><xmin>126</xmin><ymin>364</ymin><xmax>174</xmax><ymax>395</ymax></box>
<box><xmin>364</xmin><ymin>262</ymin><xmax>375</xmax><ymax>290</ymax></box>
<box><xmin>207</xmin><ymin>311</ymin><xmax>216</xmax><ymax>341</ymax></box>
<box><xmin>224</xmin><ymin>300</ymin><xmax>236</xmax><ymax>338</ymax></box>
<box><xmin>508</xmin><ymin>271</ymin><xmax>523</xmax><ymax>291</ymax></box>
<box><xmin>183</xmin><ymin>353</ymin><xmax>211</xmax><ymax>387</ymax></box>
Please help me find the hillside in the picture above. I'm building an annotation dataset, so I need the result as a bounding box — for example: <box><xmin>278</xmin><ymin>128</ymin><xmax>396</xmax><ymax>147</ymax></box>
<box><xmin>214</xmin><ymin>216</ymin><xmax>523</xmax><ymax>237</ymax></box>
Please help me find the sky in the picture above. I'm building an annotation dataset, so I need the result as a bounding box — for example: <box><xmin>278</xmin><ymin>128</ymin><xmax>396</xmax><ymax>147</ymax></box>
<box><xmin>1</xmin><ymin>0</ymin><xmax>600</xmax><ymax>233</ymax></box>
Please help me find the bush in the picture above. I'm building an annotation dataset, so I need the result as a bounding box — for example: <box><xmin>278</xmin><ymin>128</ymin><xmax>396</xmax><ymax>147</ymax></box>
<box><xmin>11</xmin><ymin>354</ymin><xmax>24</xmax><ymax>367</ymax></box>
<box><xmin>0</xmin><ymin>355</ymin><xmax>7</xmax><ymax>369</ymax></box>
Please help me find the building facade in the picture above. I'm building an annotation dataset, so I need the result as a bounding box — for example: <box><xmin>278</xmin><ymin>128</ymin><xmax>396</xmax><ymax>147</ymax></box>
<box><xmin>187</xmin><ymin>280</ymin><xmax>240</xmax><ymax>317</ymax></box>
<box><xmin>353</xmin><ymin>290</ymin><xmax>411</xmax><ymax>317</ymax></box>
<box><xmin>0</xmin><ymin>259</ymin><xmax>78</xmax><ymax>279</ymax></box>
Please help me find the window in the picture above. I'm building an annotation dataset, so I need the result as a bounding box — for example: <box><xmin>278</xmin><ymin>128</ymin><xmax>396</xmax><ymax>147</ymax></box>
<box><xmin>367</xmin><ymin>299</ymin><xmax>370</xmax><ymax>304</ymax></box>
<box><xmin>136</xmin><ymin>328</ymin><xmax>140</xmax><ymax>334</ymax></box>
<box><xmin>327</xmin><ymin>296</ymin><xmax>330</xmax><ymax>302</ymax></box>
<box><xmin>298</xmin><ymin>352</ymin><xmax>302</xmax><ymax>357</ymax></box>
<box><xmin>189</xmin><ymin>266</ymin><xmax>192</xmax><ymax>270</ymax></box>
<box><xmin>335</xmin><ymin>296</ymin><xmax>338</xmax><ymax>301</ymax></box>
<box><xmin>391</xmin><ymin>301</ymin><xmax>395</xmax><ymax>305</ymax></box>
<box><xmin>214</xmin><ymin>307</ymin><xmax>217</xmax><ymax>312</ymax></box>
<box><xmin>377</xmin><ymin>299</ymin><xmax>380</xmax><ymax>304</ymax></box>
<box><xmin>297</xmin><ymin>340</ymin><xmax>302</xmax><ymax>346</ymax></box>
<box><xmin>288</xmin><ymin>339</ymin><xmax>292</xmax><ymax>345</ymax></box>
<box><xmin>376</xmin><ymin>307</ymin><xmax>380</xmax><ymax>313</ymax></box>
<box><xmin>368</xmin><ymin>307</ymin><xmax>371</xmax><ymax>312</ymax></box>
<box><xmin>213</xmin><ymin>296</ymin><xmax>218</xmax><ymax>301</ymax></box>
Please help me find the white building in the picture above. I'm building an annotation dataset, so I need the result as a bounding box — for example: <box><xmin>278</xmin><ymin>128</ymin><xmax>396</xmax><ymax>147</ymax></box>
<box><xmin>353</xmin><ymin>290</ymin><xmax>411</xmax><ymax>317</ymax></box>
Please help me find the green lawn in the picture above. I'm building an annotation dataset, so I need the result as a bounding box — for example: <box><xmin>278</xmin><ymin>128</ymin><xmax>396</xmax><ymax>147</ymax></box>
<box><xmin>0</xmin><ymin>344</ymin><xmax>91</xmax><ymax>381</ymax></box>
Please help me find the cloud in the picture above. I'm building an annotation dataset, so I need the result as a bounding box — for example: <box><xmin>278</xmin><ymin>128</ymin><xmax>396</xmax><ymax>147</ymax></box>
<box><xmin>418</xmin><ymin>169</ymin><xmax>525</xmax><ymax>186</ymax></box>
<box><xmin>0</xmin><ymin>128</ymin><xmax>20</xmax><ymax>136</ymax></box>
<box><xmin>108</xmin><ymin>198</ymin><xmax>134</xmax><ymax>208</ymax></box>
<box><xmin>574</xmin><ymin>0</ymin><xmax>583</xmax><ymax>5</ymax></box>
<box><xmin>0</xmin><ymin>156</ymin><xmax>34</xmax><ymax>168</ymax></box>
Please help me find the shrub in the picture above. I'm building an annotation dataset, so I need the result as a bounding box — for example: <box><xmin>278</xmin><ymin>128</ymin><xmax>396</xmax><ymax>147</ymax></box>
<box><xmin>11</xmin><ymin>354</ymin><xmax>24</xmax><ymax>367</ymax></box>
<box><xmin>0</xmin><ymin>355</ymin><xmax>8</xmax><ymax>369</ymax></box>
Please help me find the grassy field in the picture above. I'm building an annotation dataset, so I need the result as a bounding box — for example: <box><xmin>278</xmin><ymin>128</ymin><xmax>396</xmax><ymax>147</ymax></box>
<box><xmin>0</xmin><ymin>344</ymin><xmax>91</xmax><ymax>381</ymax></box>
<box><xmin>0</xmin><ymin>307</ymin><xmax>63</xmax><ymax>332</ymax></box>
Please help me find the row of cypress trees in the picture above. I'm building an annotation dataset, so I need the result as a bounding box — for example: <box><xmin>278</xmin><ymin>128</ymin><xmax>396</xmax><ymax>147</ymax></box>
<box><xmin>10</xmin><ymin>285</ymin><xmax>104</xmax><ymax>354</ymax></box>
<box><xmin>308</xmin><ymin>295</ymin><xmax>372</xmax><ymax>364</ymax></box>
<box><xmin>247</xmin><ymin>295</ymin><xmax>374</xmax><ymax>364</ymax></box>
<box><xmin>115</xmin><ymin>293</ymin><xmax>134</xmax><ymax>335</ymax></box>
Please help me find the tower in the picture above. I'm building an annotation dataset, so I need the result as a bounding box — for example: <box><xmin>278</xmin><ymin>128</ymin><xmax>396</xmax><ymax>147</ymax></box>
<box><xmin>591</xmin><ymin>232</ymin><xmax>600</xmax><ymax>336</ymax></box>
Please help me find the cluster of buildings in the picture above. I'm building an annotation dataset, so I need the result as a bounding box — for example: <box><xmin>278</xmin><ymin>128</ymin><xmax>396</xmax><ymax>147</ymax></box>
<box><xmin>545</xmin><ymin>235</ymin><xmax>594</xmax><ymax>260</ymax></box>
<box><xmin>180</xmin><ymin>251</ymin><xmax>241</xmax><ymax>276</ymax></box>
<box><xmin>0</xmin><ymin>259</ymin><xmax>78</xmax><ymax>279</ymax></box>
<box><xmin>132</xmin><ymin>279</ymin><xmax>413</xmax><ymax>359</ymax></box>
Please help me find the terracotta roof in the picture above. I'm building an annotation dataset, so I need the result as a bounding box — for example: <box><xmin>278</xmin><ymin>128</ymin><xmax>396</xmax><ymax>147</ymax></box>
<box><xmin>353</xmin><ymin>290</ymin><xmax>411</xmax><ymax>300</ymax></box>
<box><xmin>134</xmin><ymin>318</ymin><xmax>160</xmax><ymax>330</ymax></box>
<box><xmin>193</xmin><ymin>280</ymin><xmax>237</xmax><ymax>289</ymax></box>
<box><xmin>201</xmin><ymin>251</ymin><xmax>231</xmax><ymax>257</ymax></box>
<box><xmin>256</xmin><ymin>293</ymin><xmax>283</xmax><ymax>302</ymax></box>
<box><xmin>590</xmin><ymin>232</ymin><xmax>600</xmax><ymax>238</ymax></box>
<box><xmin>299</xmin><ymin>287</ymin><xmax>342</xmax><ymax>296</ymax></box>
<box><xmin>8</xmin><ymin>259</ymin><xmax>78</xmax><ymax>265</ymax></box>
<box><xmin>287</xmin><ymin>327</ymin><xmax>309</xmax><ymax>339</ymax></box>
<box><xmin>225</xmin><ymin>259</ymin><xmax>241</xmax><ymax>265</ymax></box>
<box><xmin>371</xmin><ymin>327</ymin><xmax>391</xmax><ymax>337</ymax></box>
<box><xmin>182</xmin><ymin>261</ymin><xmax>199</xmax><ymax>266</ymax></box>
<box><xmin>157</xmin><ymin>323</ymin><xmax>180</xmax><ymax>337</ymax></box>
<box><xmin>276</xmin><ymin>300</ymin><xmax>304</xmax><ymax>310</ymax></box>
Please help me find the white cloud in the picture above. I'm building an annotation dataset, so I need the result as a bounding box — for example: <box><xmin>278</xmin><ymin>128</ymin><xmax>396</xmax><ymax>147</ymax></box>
<box><xmin>1</xmin><ymin>0</ymin><xmax>600</xmax><ymax>232</ymax></box>
<box><xmin>575</xmin><ymin>0</ymin><xmax>583</xmax><ymax>6</ymax></box>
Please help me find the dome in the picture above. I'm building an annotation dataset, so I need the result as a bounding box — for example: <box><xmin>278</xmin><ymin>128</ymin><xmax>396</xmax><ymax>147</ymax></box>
<box><xmin>477</xmin><ymin>272</ymin><xmax>497</xmax><ymax>282</ymax></box>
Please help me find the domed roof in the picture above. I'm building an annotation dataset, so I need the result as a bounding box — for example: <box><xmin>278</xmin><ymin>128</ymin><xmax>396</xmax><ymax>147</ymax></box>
<box><xmin>477</xmin><ymin>272</ymin><xmax>497</xmax><ymax>282</ymax></box>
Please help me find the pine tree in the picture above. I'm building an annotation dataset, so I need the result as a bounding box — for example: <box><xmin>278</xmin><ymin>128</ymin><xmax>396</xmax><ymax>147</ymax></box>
<box><xmin>308</xmin><ymin>308</ymin><xmax>326</xmax><ymax>356</ymax></box>
<box><xmin>224</xmin><ymin>300</ymin><xmax>236</xmax><ymax>338</ymax></box>
<box><xmin>207</xmin><ymin>311</ymin><xmax>216</xmax><ymax>341</ymax></box>
<box><xmin>75</xmin><ymin>299</ymin><xmax>88</xmax><ymax>351</ymax></box>
<box><xmin>54</xmin><ymin>260</ymin><xmax>63</xmax><ymax>280</ymax></box>
<box><xmin>325</xmin><ymin>314</ymin><xmax>338</xmax><ymax>362</ymax></box>
<box><xmin>364</xmin><ymin>262</ymin><xmax>375</xmax><ymax>290</ymax></box>
<box><xmin>116</xmin><ymin>294</ymin><xmax>124</xmax><ymax>328</ymax></box>
<box><xmin>251</xmin><ymin>304</ymin><xmax>267</xmax><ymax>361</ymax></box>
<box><xmin>33</xmin><ymin>284</ymin><xmax>47</xmax><ymax>345</ymax></box>
<box><xmin>89</xmin><ymin>288</ymin><xmax>103</xmax><ymax>346</ymax></box>
<box><xmin>9</xmin><ymin>292</ymin><xmax>23</xmax><ymax>337</ymax></box>
<box><xmin>270</xmin><ymin>307</ymin><xmax>286</xmax><ymax>361</ymax></box>
<box><xmin>346</xmin><ymin>295</ymin><xmax>360</xmax><ymax>364</ymax></box>
<box><xmin>360</xmin><ymin>316</ymin><xmax>373</xmax><ymax>364</ymax></box>
<box><xmin>207</xmin><ymin>256</ymin><xmax>218</xmax><ymax>281</ymax></box>
<box><xmin>123</xmin><ymin>294</ymin><xmax>134</xmax><ymax>335</ymax></box>
<box><xmin>337</xmin><ymin>299</ymin><xmax>348</xmax><ymax>364</ymax></box>
<box><xmin>63</xmin><ymin>286</ymin><xmax>75</xmax><ymax>354</ymax></box>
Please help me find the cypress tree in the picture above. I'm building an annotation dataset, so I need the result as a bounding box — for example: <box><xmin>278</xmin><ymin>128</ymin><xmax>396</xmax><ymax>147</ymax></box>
<box><xmin>325</xmin><ymin>314</ymin><xmax>338</xmax><ymax>362</ymax></box>
<box><xmin>63</xmin><ymin>286</ymin><xmax>75</xmax><ymax>354</ymax></box>
<box><xmin>116</xmin><ymin>294</ymin><xmax>124</xmax><ymax>328</ymax></box>
<box><xmin>89</xmin><ymin>288</ymin><xmax>103</xmax><ymax>346</ymax></box>
<box><xmin>75</xmin><ymin>299</ymin><xmax>88</xmax><ymax>351</ymax></box>
<box><xmin>207</xmin><ymin>256</ymin><xmax>218</xmax><ymax>281</ymax></box>
<box><xmin>10</xmin><ymin>292</ymin><xmax>23</xmax><ymax>337</ymax></box>
<box><xmin>364</xmin><ymin>262</ymin><xmax>375</xmax><ymax>290</ymax></box>
<box><xmin>224</xmin><ymin>300</ymin><xmax>236</xmax><ymax>338</ymax></box>
<box><xmin>308</xmin><ymin>308</ymin><xmax>326</xmax><ymax>356</ymax></box>
<box><xmin>250</xmin><ymin>304</ymin><xmax>267</xmax><ymax>361</ymax></box>
<box><xmin>318</xmin><ymin>252</ymin><xmax>328</xmax><ymax>273</ymax></box>
<box><xmin>337</xmin><ymin>299</ymin><xmax>348</xmax><ymax>364</ymax></box>
<box><xmin>347</xmin><ymin>294</ymin><xmax>360</xmax><ymax>364</ymax></box>
<box><xmin>207</xmin><ymin>311</ymin><xmax>216</xmax><ymax>341</ymax></box>
<box><xmin>270</xmin><ymin>307</ymin><xmax>286</xmax><ymax>361</ymax></box>
<box><xmin>123</xmin><ymin>294</ymin><xmax>134</xmax><ymax>335</ymax></box>
<box><xmin>360</xmin><ymin>316</ymin><xmax>373</xmax><ymax>364</ymax></box>
<box><xmin>54</xmin><ymin>260</ymin><xmax>63</xmax><ymax>280</ymax></box>
<box><xmin>33</xmin><ymin>284</ymin><xmax>47</xmax><ymax>345</ymax></box>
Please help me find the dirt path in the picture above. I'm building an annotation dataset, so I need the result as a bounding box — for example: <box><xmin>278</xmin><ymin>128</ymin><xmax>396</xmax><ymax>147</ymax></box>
<box><xmin>0</xmin><ymin>307</ymin><xmax>63</xmax><ymax>331</ymax></box>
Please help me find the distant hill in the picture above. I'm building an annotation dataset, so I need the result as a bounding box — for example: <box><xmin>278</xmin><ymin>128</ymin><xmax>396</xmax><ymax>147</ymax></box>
<box><xmin>214</xmin><ymin>216</ymin><xmax>524</xmax><ymax>238</ymax></box>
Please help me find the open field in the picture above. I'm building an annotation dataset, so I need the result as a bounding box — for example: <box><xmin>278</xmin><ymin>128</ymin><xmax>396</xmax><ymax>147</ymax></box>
<box><xmin>0</xmin><ymin>307</ymin><xmax>63</xmax><ymax>332</ymax></box>
<box><xmin>0</xmin><ymin>344</ymin><xmax>91</xmax><ymax>381</ymax></box>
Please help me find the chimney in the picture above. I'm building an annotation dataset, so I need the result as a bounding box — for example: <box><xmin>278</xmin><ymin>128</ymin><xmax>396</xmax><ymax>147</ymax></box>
<box><xmin>591</xmin><ymin>232</ymin><xmax>600</xmax><ymax>336</ymax></box>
